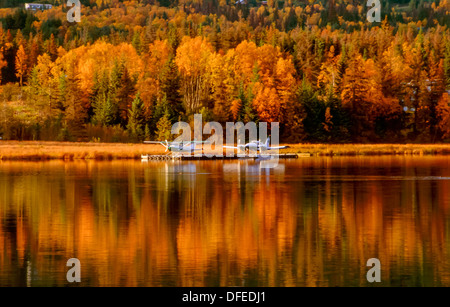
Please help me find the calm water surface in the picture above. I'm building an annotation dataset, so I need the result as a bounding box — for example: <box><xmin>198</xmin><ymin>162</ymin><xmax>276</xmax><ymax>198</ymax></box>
<box><xmin>1</xmin><ymin>156</ymin><xmax>450</xmax><ymax>286</ymax></box>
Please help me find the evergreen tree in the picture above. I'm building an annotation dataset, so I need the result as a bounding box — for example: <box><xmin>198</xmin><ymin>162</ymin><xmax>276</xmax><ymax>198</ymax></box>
<box><xmin>298</xmin><ymin>80</ymin><xmax>326</xmax><ymax>142</ymax></box>
<box><xmin>131</xmin><ymin>31</ymin><xmax>142</xmax><ymax>55</ymax></box>
<box><xmin>236</xmin><ymin>82</ymin><xmax>258</xmax><ymax>123</ymax></box>
<box><xmin>109</xmin><ymin>61</ymin><xmax>123</xmax><ymax>93</ymax></box>
<box><xmin>93</xmin><ymin>95</ymin><xmax>117</xmax><ymax>127</ymax></box>
<box><xmin>160</xmin><ymin>57</ymin><xmax>184</xmax><ymax>121</ymax></box>
<box><xmin>144</xmin><ymin>124</ymin><xmax>151</xmax><ymax>141</ymax></box>
<box><xmin>150</xmin><ymin>95</ymin><xmax>168</xmax><ymax>133</ymax></box>
<box><xmin>60</xmin><ymin>67</ymin><xmax>88</xmax><ymax>140</ymax></box>
<box><xmin>167</xmin><ymin>24</ymin><xmax>180</xmax><ymax>51</ymax></box>
<box><xmin>92</xmin><ymin>71</ymin><xmax>117</xmax><ymax>126</ymax></box>
<box><xmin>155</xmin><ymin>109</ymin><xmax>173</xmax><ymax>141</ymax></box>
<box><xmin>116</xmin><ymin>67</ymin><xmax>136</xmax><ymax>127</ymax></box>
<box><xmin>127</xmin><ymin>92</ymin><xmax>145</xmax><ymax>141</ymax></box>
<box><xmin>341</xmin><ymin>54</ymin><xmax>371</xmax><ymax>140</ymax></box>
<box><xmin>27</xmin><ymin>66</ymin><xmax>39</xmax><ymax>95</ymax></box>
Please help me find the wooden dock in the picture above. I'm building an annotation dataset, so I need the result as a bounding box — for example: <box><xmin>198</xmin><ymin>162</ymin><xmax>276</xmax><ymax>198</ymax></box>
<box><xmin>141</xmin><ymin>153</ymin><xmax>301</xmax><ymax>161</ymax></box>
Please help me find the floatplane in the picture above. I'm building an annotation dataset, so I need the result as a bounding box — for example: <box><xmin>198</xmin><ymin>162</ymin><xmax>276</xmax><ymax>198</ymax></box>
<box><xmin>223</xmin><ymin>137</ymin><xmax>290</xmax><ymax>153</ymax></box>
<box><xmin>141</xmin><ymin>139</ymin><xmax>209</xmax><ymax>159</ymax></box>
<box><xmin>141</xmin><ymin>137</ymin><xmax>291</xmax><ymax>160</ymax></box>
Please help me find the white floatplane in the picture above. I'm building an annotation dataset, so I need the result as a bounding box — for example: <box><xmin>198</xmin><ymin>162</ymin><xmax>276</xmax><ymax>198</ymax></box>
<box><xmin>223</xmin><ymin>137</ymin><xmax>289</xmax><ymax>153</ymax></box>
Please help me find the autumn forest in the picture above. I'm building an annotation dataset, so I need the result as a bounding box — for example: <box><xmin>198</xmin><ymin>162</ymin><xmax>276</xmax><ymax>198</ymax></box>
<box><xmin>0</xmin><ymin>0</ymin><xmax>449</xmax><ymax>143</ymax></box>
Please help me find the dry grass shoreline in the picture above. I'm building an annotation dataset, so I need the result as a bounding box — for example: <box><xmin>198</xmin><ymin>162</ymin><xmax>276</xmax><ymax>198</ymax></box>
<box><xmin>1</xmin><ymin>141</ymin><xmax>450</xmax><ymax>160</ymax></box>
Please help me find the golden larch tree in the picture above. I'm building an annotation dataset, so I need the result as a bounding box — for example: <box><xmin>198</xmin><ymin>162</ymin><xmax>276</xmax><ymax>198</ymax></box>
<box><xmin>15</xmin><ymin>44</ymin><xmax>27</xmax><ymax>87</ymax></box>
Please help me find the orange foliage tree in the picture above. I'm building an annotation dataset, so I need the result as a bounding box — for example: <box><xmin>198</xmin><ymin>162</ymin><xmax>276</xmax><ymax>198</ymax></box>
<box><xmin>15</xmin><ymin>44</ymin><xmax>27</xmax><ymax>87</ymax></box>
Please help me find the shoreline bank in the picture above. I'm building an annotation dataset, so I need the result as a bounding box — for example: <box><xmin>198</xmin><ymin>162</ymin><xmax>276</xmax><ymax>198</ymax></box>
<box><xmin>1</xmin><ymin>141</ymin><xmax>450</xmax><ymax>161</ymax></box>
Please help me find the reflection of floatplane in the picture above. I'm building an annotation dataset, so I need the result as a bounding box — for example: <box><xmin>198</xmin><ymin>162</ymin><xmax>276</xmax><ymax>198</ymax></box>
<box><xmin>164</xmin><ymin>162</ymin><xmax>197</xmax><ymax>173</ymax></box>
<box><xmin>222</xmin><ymin>160</ymin><xmax>285</xmax><ymax>176</ymax></box>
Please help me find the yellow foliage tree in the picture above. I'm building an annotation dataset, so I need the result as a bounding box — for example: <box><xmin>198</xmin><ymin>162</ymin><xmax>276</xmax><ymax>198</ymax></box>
<box><xmin>175</xmin><ymin>36</ymin><xmax>214</xmax><ymax>113</ymax></box>
<box><xmin>317</xmin><ymin>45</ymin><xmax>340</xmax><ymax>94</ymax></box>
<box><xmin>137</xmin><ymin>39</ymin><xmax>171</xmax><ymax>109</ymax></box>
<box><xmin>253</xmin><ymin>86</ymin><xmax>280</xmax><ymax>122</ymax></box>
<box><xmin>209</xmin><ymin>52</ymin><xmax>234</xmax><ymax>122</ymax></box>
<box><xmin>15</xmin><ymin>44</ymin><xmax>27</xmax><ymax>87</ymax></box>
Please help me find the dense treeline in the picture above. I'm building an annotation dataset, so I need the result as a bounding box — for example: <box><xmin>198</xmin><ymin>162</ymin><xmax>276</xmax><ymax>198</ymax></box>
<box><xmin>0</xmin><ymin>0</ymin><xmax>449</xmax><ymax>142</ymax></box>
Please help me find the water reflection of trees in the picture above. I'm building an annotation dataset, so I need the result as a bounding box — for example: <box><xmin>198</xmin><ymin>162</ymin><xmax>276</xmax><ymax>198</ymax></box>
<box><xmin>1</xmin><ymin>157</ymin><xmax>450</xmax><ymax>286</ymax></box>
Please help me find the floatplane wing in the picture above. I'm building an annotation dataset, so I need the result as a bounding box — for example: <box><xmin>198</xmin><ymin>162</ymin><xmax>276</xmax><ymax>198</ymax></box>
<box><xmin>223</xmin><ymin>140</ymin><xmax>249</xmax><ymax>151</ymax></box>
<box><xmin>259</xmin><ymin>137</ymin><xmax>290</xmax><ymax>151</ymax></box>
<box><xmin>143</xmin><ymin>140</ymin><xmax>210</xmax><ymax>153</ymax></box>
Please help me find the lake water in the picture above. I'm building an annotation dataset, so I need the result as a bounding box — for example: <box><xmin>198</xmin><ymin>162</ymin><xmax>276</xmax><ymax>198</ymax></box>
<box><xmin>1</xmin><ymin>156</ymin><xmax>450</xmax><ymax>286</ymax></box>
